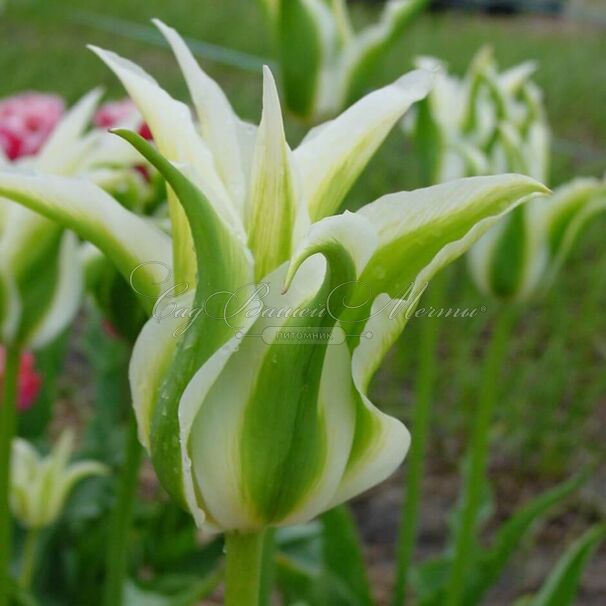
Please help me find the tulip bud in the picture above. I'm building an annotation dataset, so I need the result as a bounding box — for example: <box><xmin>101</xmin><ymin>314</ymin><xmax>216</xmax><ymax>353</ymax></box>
<box><xmin>468</xmin><ymin>178</ymin><xmax>606</xmax><ymax>303</ymax></box>
<box><xmin>273</xmin><ymin>0</ymin><xmax>430</xmax><ymax>120</ymax></box>
<box><xmin>10</xmin><ymin>430</ymin><xmax>107</xmax><ymax>529</ymax></box>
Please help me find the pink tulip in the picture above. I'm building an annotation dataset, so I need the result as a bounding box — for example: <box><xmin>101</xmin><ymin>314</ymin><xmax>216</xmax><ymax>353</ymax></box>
<box><xmin>0</xmin><ymin>348</ymin><xmax>43</xmax><ymax>412</ymax></box>
<box><xmin>94</xmin><ymin>99</ymin><xmax>152</xmax><ymax>140</ymax></box>
<box><xmin>0</xmin><ymin>93</ymin><xmax>65</xmax><ymax>160</ymax></box>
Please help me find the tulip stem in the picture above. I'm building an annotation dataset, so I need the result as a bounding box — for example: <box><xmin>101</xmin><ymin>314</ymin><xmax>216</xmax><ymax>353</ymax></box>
<box><xmin>444</xmin><ymin>305</ymin><xmax>517</xmax><ymax>606</ymax></box>
<box><xmin>0</xmin><ymin>344</ymin><xmax>20</xmax><ymax>606</ymax></box>
<box><xmin>103</xmin><ymin>415</ymin><xmax>142</xmax><ymax>606</ymax></box>
<box><xmin>392</xmin><ymin>275</ymin><xmax>445</xmax><ymax>606</ymax></box>
<box><xmin>18</xmin><ymin>528</ymin><xmax>40</xmax><ymax>590</ymax></box>
<box><xmin>225</xmin><ymin>531</ymin><xmax>266</xmax><ymax>606</ymax></box>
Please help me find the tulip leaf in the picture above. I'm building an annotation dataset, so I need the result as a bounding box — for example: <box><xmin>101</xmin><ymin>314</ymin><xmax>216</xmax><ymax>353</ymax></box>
<box><xmin>528</xmin><ymin>524</ymin><xmax>606</xmax><ymax>606</ymax></box>
<box><xmin>462</xmin><ymin>474</ymin><xmax>585</xmax><ymax>605</ymax></box>
<box><xmin>320</xmin><ymin>506</ymin><xmax>375</xmax><ymax>606</ymax></box>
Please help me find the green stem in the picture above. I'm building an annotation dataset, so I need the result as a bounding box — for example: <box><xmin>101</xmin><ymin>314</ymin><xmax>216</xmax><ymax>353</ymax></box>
<box><xmin>258</xmin><ymin>529</ymin><xmax>276</xmax><ymax>606</ymax></box>
<box><xmin>18</xmin><ymin>528</ymin><xmax>40</xmax><ymax>590</ymax></box>
<box><xmin>102</xmin><ymin>416</ymin><xmax>142</xmax><ymax>606</ymax></box>
<box><xmin>225</xmin><ymin>531</ymin><xmax>266</xmax><ymax>606</ymax></box>
<box><xmin>444</xmin><ymin>306</ymin><xmax>517</xmax><ymax>606</ymax></box>
<box><xmin>392</xmin><ymin>275</ymin><xmax>445</xmax><ymax>606</ymax></box>
<box><xmin>0</xmin><ymin>344</ymin><xmax>20</xmax><ymax>606</ymax></box>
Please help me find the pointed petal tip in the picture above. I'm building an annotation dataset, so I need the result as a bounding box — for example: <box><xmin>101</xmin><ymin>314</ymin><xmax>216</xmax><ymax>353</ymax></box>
<box><xmin>394</xmin><ymin>68</ymin><xmax>436</xmax><ymax>101</ymax></box>
<box><xmin>152</xmin><ymin>17</ymin><xmax>174</xmax><ymax>36</ymax></box>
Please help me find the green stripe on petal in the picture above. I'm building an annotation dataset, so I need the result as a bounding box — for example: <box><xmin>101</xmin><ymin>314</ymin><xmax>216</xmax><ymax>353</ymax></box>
<box><xmin>295</xmin><ymin>69</ymin><xmax>433</xmax><ymax>221</ymax></box>
<box><xmin>486</xmin><ymin>206</ymin><xmax>531</xmax><ymax>301</ymax></box>
<box><xmin>247</xmin><ymin>67</ymin><xmax>298</xmax><ymax>281</ymax></box>
<box><xmin>116</xmin><ymin>130</ymin><xmax>255</xmax><ymax>507</ymax></box>
<box><xmin>240</xmin><ymin>215</ymin><xmax>370</xmax><ymax>523</ymax></box>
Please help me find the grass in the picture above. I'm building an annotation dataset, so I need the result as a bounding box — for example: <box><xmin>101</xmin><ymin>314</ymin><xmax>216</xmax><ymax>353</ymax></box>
<box><xmin>2</xmin><ymin>0</ymin><xmax>606</xmax><ymax>512</ymax></box>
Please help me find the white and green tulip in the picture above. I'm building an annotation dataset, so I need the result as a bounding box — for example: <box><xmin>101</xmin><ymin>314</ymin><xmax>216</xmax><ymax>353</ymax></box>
<box><xmin>11</xmin><ymin>430</ymin><xmax>107</xmax><ymax>529</ymax></box>
<box><xmin>405</xmin><ymin>49</ymin><xmax>606</xmax><ymax>303</ymax></box>
<box><xmin>468</xmin><ymin>177</ymin><xmax>606</xmax><ymax>303</ymax></box>
<box><xmin>403</xmin><ymin>48</ymin><xmax>544</xmax><ymax>184</ymax></box>
<box><xmin>267</xmin><ymin>0</ymin><xmax>430</xmax><ymax>121</ymax></box>
<box><xmin>0</xmin><ymin>22</ymin><xmax>547</xmax><ymax>532</ymax></box>
<box><xmin>0</xmin><ymin>92</ymin><xmax>143</xmax><ymax>348</ymax></box>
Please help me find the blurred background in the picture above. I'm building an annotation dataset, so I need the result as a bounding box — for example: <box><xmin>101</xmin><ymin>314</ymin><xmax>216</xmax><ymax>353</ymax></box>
<box><xmin>1</xmin><ymin>0</ymin><xmax>605</xmax><ymax>603</ymax></box>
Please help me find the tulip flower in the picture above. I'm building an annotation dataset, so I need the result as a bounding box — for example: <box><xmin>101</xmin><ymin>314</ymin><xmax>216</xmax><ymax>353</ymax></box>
<box><xmin>264</xmin><ymin>0</ymin><xmax>430</xmax><ymax>121</ymax></box>
<box><xmin>468</xmin><ymin>177</ymin><xmax>606</xmax><ymax>303</ymax></box>
<box><xmin>0</xmin><ymin>93</ymin><xmax>65</xmax><ymax>162</ymax></box>
<box><xmin>402</xmin><ymin>47</ymin><xmax>541</xmax><ymax>184</ymax></box>
<box><xmin>10</xmin><ymin>430</ymin><xmax>106</xmax><ymax>589</ymax></box>
<box><xmin>404</xmin><ymin>50</ymin><xmax>606</xmax><ymax>303</ymax></box>
<box><xmin>0</xmin><ymin>348</ymin><xmax>41</xmax><ymax>412</ymax></box>
<box><xmin>11</xmin><ymin>429</ymin><xmax>107</xmax><ymax>530</ymax></box>
<box><xmin>0</xmin><ymin>21</ymin><xmax>546</xmax><ymax>604</ymax></box>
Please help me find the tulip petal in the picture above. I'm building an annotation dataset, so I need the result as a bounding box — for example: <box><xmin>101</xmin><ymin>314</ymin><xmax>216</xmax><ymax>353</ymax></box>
<box><xmin>541</xmin><ymin>178</ymin><xmax>606</xmax><ymax>291</ymax></box>
<box><xmin>27</xmin><ymin>231</ymin><xmax>83</xmax><ymax>348</ymax></box>
<box><xmin>295</xmin><ymin>69</ymin><xmax>433</xmax><ymax>221</ymax></box>
<box><xmin>247</xmin><ymin>67</ymin><xmax>299</xmax><ymax>280</ymax></box>
<box><xmin>278</xmin><ymin>0</ymin><xmax>335</xmax><ymax>118</ymax></box>
<box><xmin>117</xmin><ymin>131</ymin><xmax>255</xmax><ymax>506</ymax></box>
<box><xmin>0</xmin><ymin>169</ymin><xmax>173</xmax><ymax>310</ymax></box>
<box><xmin>89</xmin><ymin>45</ymin><xmax>240</xmax><ymax>285</ymax></box>
<box><xmin>36</xmin><ymin>89</ymin><xmax>102</xmax><ymax>174</ymax></box>
<box><xmin>153</xmin><ymin>19</ymin><xmax>254</xmax><ymax>213</ymax></box>
<box><xmin>345</xmin><ymin>174</ymin><xmax>547</xmax><ymax>388</ymax></box>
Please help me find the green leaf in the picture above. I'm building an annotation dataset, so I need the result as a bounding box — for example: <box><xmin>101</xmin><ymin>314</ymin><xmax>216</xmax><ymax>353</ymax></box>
<box><xmin>123</xmin><ymin>569</ymin><xmax>222</xmax><ymax>606</ymax></box>
<box><xmin>320</xmin><ymin>506</ymin><xmax>375</xmax><ymax>606</ymax></box>
<box><xmin>528</xmin><ymin>525</ymin><xmax>606</xmax><ymax>606</ymax></box>
<box><xmin>463</xmin><ymin>474</ymin><xmax>585</xmax><ymax>605</ymax></box>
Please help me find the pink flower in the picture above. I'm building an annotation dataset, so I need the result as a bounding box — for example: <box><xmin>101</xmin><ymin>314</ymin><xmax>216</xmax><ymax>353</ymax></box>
<box><xmin>94</xmin><ymin>99</ymin><xmax>152</xmax><ymax>140</ymax></box>
<box><xmin>0</xmin><ymin>93</ymin><xmax>65</xmax><ymax>160</ymax></box>
<box><xmin>0</xmin><ymin>348</ymin><xmax>43</xmax><ymax>412</ymax></box>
